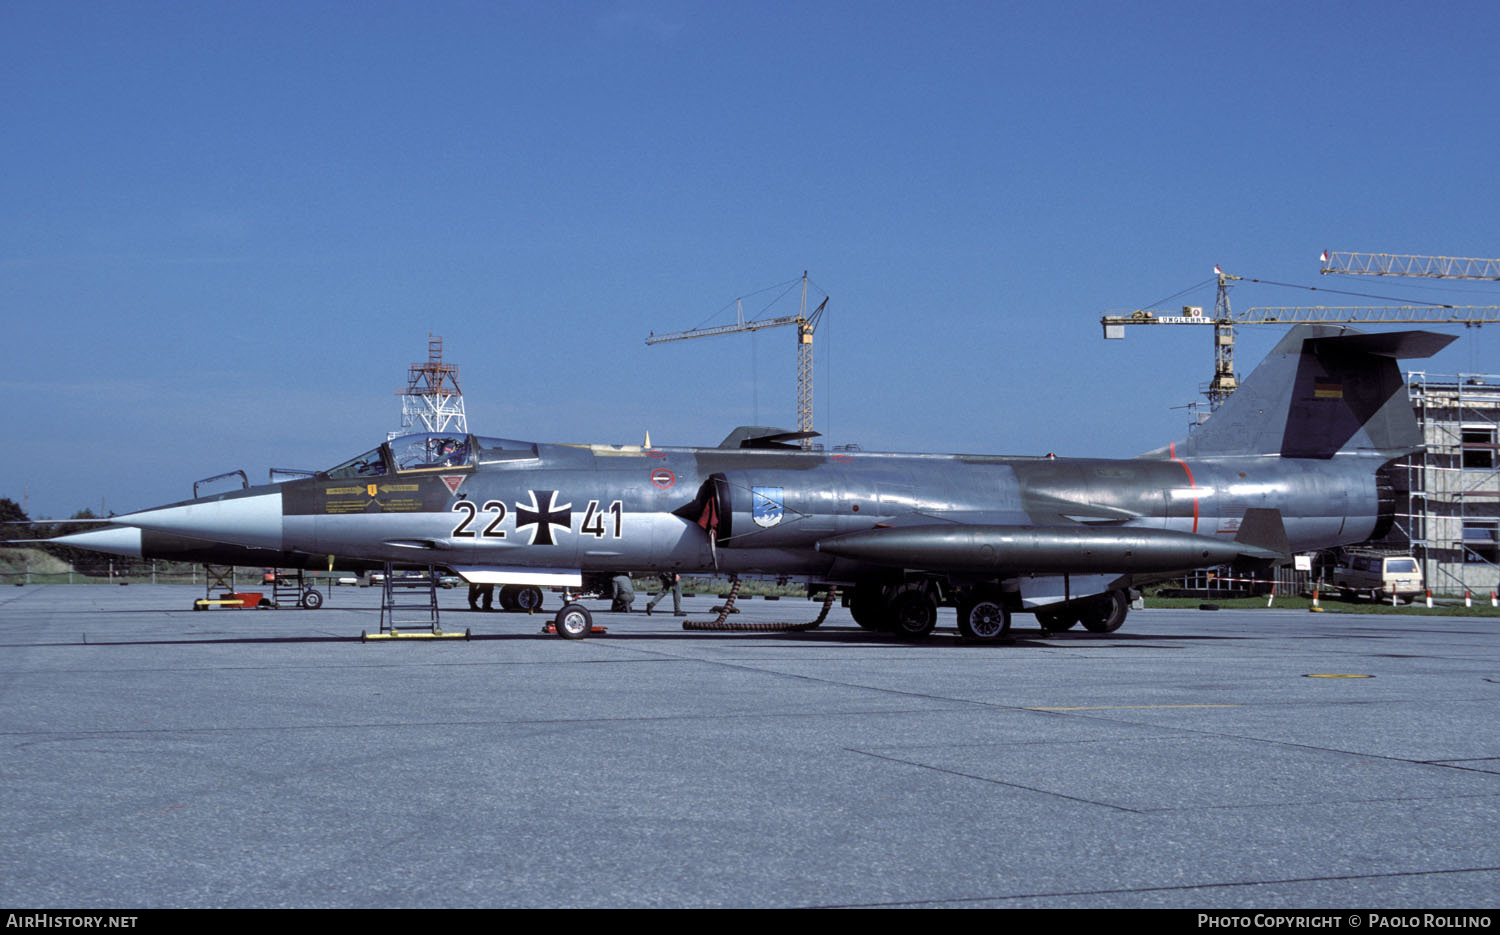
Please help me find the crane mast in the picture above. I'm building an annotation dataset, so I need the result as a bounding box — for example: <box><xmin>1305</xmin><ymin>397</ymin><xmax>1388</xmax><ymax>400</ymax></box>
<box><xmin>647</xmin><ymin>273</ymin><xmax>828</xmax><ymax>448</ymax></box>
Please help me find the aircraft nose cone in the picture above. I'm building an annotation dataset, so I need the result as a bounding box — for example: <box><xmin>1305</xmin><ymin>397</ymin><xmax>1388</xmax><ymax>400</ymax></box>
<box><xmin>117</xmin><ymin>491</ymin><xmax>283</xmax><ymax>550</ymax></box>
<box><xmin>50</xmin><ymin>526</ymin><xmax>144</xmax><ymax>559</ymax></box>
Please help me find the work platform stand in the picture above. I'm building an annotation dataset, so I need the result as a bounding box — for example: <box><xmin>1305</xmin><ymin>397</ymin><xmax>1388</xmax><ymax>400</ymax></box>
<box><xmin>366</xmin><ymin>563</ymin><xmax>468</xmax><ymax>641</ymax></box>
<box><xmin>272</xmin><ymin>569</ymin><xmax>304</xmax><ymax>608</ymax></box>
<box><xmin>202</xmin><ymin>565</ymin><xmax>236</xmax><ymax>600</ymax></box>
<box><xmin>192</xmin><ymin>565</ymin><xmax>262</xmax><ymax>611</ymax></box>
<box><xmin>269</xmin><ymin>568</ymin><xmax>325</xmax><ymax>609</ymax></box>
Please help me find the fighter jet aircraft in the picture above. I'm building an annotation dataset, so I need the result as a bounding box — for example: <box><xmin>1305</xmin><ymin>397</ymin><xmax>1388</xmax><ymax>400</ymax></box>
<box><xmin>48</xmin><ymin>324</ymin><xmax>1452</xmax><ymax>640</ymax></box>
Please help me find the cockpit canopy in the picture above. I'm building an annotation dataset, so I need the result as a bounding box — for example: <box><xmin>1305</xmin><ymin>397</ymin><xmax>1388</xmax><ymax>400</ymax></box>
<box><xmin>320</xmin><ymin>433</ymin><xmax>538</xmax><ymax>479</ymax></box>
<box><xmin>389</xmin><ymin>433</ymin><xmax>471</xmax><ymax>471</ymax></box>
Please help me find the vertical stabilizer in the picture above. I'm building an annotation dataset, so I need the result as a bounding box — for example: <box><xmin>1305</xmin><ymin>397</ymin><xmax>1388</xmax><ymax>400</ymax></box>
<box><xmin>1163</xmin><ymin>325</ymin><xmax>1455</xmax><ymax>459</ymax></box>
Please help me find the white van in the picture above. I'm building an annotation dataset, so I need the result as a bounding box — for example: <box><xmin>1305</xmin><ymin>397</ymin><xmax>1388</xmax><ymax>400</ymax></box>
<box><xmin>1331</xmin><ymin>551</ymin><xmax>1424</xmax><ymax>603</ymax></box>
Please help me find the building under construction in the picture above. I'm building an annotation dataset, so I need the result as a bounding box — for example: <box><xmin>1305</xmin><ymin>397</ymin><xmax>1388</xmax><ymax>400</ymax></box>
<box><xmin>1386</xmin><ymin>371</ymin><xmax>1500</xmax><ymax>596</ymax></box>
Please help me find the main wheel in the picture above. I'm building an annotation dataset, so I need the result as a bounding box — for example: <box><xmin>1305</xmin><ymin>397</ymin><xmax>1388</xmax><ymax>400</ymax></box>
<box><xmin>1035</xmin><ymin>607</ymin><xmax>1078</xmax><ymax>633</ymax></box>
<box><xmin>1078</xmin><ymin>589</ymin><xmax>1129</xmax><ymax>633</ymax></box>
<box><xmin>300</xmin><ymin>588</ymin><xmax>324</xmax><ymax>610</ymax></box>
<box><xmin>887</xmin><ymin>585</ymin><xmax>938</xmax><ymax>639</ymax></box>
<box><xmin>514</xmin><ymin>585</ymin><xmax>544</xmax><ymax>612</ymax></box>
<box><xmin>497</xmin><ymin>585</ymin><xmax>520</xmax><ymax>611</ymax></box>
<box><xmin>849</xmin><ymin>585</ymin><xmax>893</xmax><ymax>632</ymax></box>
<box><xmin>957</xmin><ymin>596</ymin><xmax>1010</xmax><ymax>640</ymax></box>
<box><xmin>554</xmin><ymin>603</ymin><xmax>592</xmax><ymax>640</ymax></box>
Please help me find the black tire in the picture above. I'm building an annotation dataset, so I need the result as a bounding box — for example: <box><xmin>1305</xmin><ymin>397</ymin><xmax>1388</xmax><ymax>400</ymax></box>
<box><xmin>300</xmin><ymin>588</ymin><xmax>324</xmax><ymax>610</ymax></box>
<box><xmin>497</xmin><ymin>586</ymin><xmax>519</xmax><ymax>611</ymax></box>
<box><xmin>957</xmin><ymin>597</ymin><xmax>1010</xmax><ymax>640</ymax></box>
<box><xmin>887</xmin><ymin>585</ymin><xmax>938</xmax><ymax>639</ymax></box>
<box><xmin>1079</xmin><ymin>589</ymin><xmax>1129</xmax><ymax>633</ymax></box>
<box><xmin>1036</xmin><ymin>608</ymin><xmax>1078</xmax><ymax>632</ymax></box>
<box><xmin>849</xmin><ymin>585</ymin><xmax>893</xmax><ymax>632</ymax></box>
<box><xmin>554</xmin><ymin>603</ymin><xmax>592</xmax><ymax>640</ymax></box>
<box><xmin>514</xmin><ymin>585</ymin><xmax>544</xmax><ymax>612</ymax></box>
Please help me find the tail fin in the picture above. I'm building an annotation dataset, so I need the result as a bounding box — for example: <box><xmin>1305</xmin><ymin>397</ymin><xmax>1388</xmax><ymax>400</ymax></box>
<box><xmin>1164</xmin><ymin>325</ymin><xmax>1455</xmax><ymax>459</ymax></box>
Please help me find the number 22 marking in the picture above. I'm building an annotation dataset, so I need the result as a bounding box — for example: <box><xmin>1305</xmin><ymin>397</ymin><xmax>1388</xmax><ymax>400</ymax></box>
<box><xmin>451</xmin><ymin>500</ymin><xmax>508</xmax><ymax>538</ymax></box>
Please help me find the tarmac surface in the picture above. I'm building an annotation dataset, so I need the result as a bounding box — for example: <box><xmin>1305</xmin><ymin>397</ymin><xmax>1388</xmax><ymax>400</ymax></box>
<box><xmin>0</xmin><ymin>583</ymin><xmax>1496</xmax><ymax>909</ymax></box>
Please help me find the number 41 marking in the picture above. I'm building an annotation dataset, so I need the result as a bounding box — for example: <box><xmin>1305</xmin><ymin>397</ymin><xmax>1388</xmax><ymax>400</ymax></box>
<box><xmin>580</xmin><ymin>500</ymin><xmax>623</xmax><ymax>538</ymax></box>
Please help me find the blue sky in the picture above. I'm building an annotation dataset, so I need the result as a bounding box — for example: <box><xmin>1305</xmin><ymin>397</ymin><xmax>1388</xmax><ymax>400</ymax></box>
<box><xmin>4</xmin><ymin>0</ymin><xmax>1499</xmax><ymax>518</ymax></box>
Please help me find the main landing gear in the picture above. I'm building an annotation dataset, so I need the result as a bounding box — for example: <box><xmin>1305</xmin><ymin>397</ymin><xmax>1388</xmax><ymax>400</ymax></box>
<box><xmin>1036</xmin><ymin>589</ymin><xmax>1130</xmax><ymax>634</ymax></box>
<box><xmin>847</xmin><ymin>580</ymin><xmax>1132</xmax><ymax>640</ymax></box>
<box><xmin>848</xmin><ymin>581</ymin><xmax>1013</xmax><ymax>641</ymax></box>
<box><xmin>498</xmin><ymin>584</ymin><xmax>545</xmax><ymax>612</ymax></box>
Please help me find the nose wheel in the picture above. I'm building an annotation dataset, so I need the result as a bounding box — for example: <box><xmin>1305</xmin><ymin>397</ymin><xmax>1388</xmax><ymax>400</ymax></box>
<box><xmin>553</xmin><ymin>603</ymin><xmax>593</xmax><ymax>640</ymax></box>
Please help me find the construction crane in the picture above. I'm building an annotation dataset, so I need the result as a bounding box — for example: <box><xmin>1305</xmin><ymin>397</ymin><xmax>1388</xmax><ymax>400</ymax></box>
<box><xmin>1103</xmin><ymin>267</ymin><xmax>1500</xmax><ymax>412</ymax></box>
<box><xmin>1102</xmin><ymin>268</ymin><xmax>1244</xmax><ymax>410</ymax></box>
<box><xmin>1320</xmin><ymin>251</ymin><xmax>1500</xmax><ymax>281</ymax></box>
<box><xmin>646</xmin><ymin>273</ymin><xmax>829</xmax><ymax>448</ymax></box>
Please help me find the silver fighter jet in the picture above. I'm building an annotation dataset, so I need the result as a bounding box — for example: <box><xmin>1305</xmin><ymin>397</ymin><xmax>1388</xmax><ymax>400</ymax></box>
<box><xmin>52</xmin><ymin>325</ymin><xmax>1452</xmax><ymax>640</ymax></box>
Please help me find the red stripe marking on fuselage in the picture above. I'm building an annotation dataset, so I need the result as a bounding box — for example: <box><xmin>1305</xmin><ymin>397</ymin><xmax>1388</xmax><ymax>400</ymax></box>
<box><xmin>1169</xmin><ymin>442</ymin><xmax>1198</xmax><ymax>534</ymax></box>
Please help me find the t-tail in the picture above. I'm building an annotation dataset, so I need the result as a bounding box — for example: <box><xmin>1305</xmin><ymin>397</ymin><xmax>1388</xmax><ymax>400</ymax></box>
<box><xmin>1160</xmin><ymin>324</ymin><xmax>1456</xmax><ymax>460</ymax></box>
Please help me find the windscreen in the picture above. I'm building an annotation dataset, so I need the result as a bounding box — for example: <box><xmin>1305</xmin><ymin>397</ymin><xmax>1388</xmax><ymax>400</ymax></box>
<box><xmin>322</xmin><ymin>447</ymin><xmax>387</xmax><ymax>479</ymax></box>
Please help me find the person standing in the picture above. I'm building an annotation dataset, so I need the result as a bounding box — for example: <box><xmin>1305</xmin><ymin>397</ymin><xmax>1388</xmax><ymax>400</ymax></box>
<box><xmin>645</xmin><ymin>572</ymin><xmax>683</xmax><ymax>616</ymax></box>
<box><xmin>468</xmin><ymin>583</ymin><xmax>494</xmax><ymax>611</ymax></box>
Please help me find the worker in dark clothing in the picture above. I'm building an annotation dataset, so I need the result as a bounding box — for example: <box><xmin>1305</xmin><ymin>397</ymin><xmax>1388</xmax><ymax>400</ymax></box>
<box><xmin>610</xmin><ymin>574</ymin><xmax>635</xmax><ymax>612</ymax></box>
<box><xmin>468</xmin><ymin>583</ymin><xmax>494</xmax><ymax>611</ymax></box>
<box><xmin>645</xmin><ymin>572</ymin><xmax>684</xmax><ymax>616</ymax></box>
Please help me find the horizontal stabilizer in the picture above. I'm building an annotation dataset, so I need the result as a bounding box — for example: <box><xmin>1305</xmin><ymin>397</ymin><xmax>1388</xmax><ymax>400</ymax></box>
<box><xmin>1305</xmin><ymin>330</ymin><xmax>1455</xmax><ymax>359</ymax></box>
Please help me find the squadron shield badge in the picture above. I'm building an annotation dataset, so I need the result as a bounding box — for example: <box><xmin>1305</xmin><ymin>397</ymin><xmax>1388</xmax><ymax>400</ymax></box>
<box><xmin>751</xmin><ymin>486</ymin><xmax>784</xmax><ymax>528</ymax></box>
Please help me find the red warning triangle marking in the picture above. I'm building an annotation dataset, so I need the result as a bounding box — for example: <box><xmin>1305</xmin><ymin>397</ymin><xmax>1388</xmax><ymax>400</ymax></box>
<box><xmin>440</xmin><ymin>475</ymin><xmax>465</xmax><ymax>494</ymax></box>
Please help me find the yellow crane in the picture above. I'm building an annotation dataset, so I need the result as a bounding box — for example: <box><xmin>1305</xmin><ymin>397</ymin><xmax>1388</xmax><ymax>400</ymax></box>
<box><xmin>1103</xmin><ymin>259</ymin><xmax>1500</xmax><ymax>411</ymax></box>
<box><xmin>646</xmin><ymin>273</ymin><xmax>829</xmax><ymax>448</ymax></box>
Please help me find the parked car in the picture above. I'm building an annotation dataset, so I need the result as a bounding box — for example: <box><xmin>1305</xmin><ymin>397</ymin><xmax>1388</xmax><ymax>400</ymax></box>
<box><xmin>1331</xmin><ymin>551</ymin><xmax>1424</xmax><ymax>603</ymax></box>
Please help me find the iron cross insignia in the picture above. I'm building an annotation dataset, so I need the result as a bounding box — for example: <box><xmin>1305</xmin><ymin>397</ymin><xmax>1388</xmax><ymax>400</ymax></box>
<box><xmin>515</xmin><ymin>490</ymin><xmax>573</xmax><ymax>546</ymax></box>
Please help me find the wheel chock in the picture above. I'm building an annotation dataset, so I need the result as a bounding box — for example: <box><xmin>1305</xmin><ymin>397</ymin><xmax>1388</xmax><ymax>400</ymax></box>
<box><xmin>540</xmin><ymin>623</ymin><xmax>607</xmax><ymax>635</ymax></box>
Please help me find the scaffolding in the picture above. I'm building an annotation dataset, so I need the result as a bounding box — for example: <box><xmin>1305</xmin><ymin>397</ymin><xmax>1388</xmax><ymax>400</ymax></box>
<box><xmin>392</xmin><ymin>334</ymin><xmax>467</xmax><ymax>438</ymax></box>
<box><xmin>1395</xmin><ymin>372</ymin><xmax>1500</xmax><ymax>596</ymax></box>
